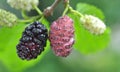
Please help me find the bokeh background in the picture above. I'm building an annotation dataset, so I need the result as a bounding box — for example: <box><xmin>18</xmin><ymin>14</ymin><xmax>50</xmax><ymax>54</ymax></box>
<box><xmin>0</xmin><ymin>0</ymin><xmax>120</xmax><ymax>72</ymax></box>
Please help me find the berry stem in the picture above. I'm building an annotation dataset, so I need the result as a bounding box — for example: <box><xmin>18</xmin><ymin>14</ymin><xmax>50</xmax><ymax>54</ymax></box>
<box><xmin>18</xmin><ymin>15</ymin><xmax>40</xmax><ymax>23</ymax></box>
<box><xmin>31</xmin><ymin>15</ymin><xmax>40</xmax><ymax>20</ymax></box>
<box><xmin>32</xmin><ymin>4</ymin><xmax>43</xmax><ymax>16</ymax></box>
<box><xmin>21</xmin><ymin>10</ymin><xmax>29</xmax><ymax>19</ymax></box>
<box><xmin>18</xmin><ymin>19</ymin><xmax>34</xmax><ymax>23</ymax></box>
<box><xmin>39</xmin><ymin>16</ymin><xmax>44</xmax><ymax>22</ymax></box>
<box><xmin>62</xmin><ymin>0</ymin><xmax>69</xmax><ymax>16</ymax></box>
<box><xmin>21</xmin><ymin>10</ymin><xmax>41</xmax><ymax>21</ymax></box>
<box><xmin>68</xmin><ymin>6</ymin><xmax>84</xmax><ymax>17</ymax></box>
<box><xmin>62</xmin><ymin>0</ymin><xmax>83</xmax><ymax>17</ymax></box>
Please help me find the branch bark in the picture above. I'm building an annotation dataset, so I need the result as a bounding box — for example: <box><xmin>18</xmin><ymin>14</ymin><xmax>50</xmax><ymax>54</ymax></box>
<box><xmin>43</xmin><ymin>0</ymin><xmax>62</xmax><ymax>17</ymax></box>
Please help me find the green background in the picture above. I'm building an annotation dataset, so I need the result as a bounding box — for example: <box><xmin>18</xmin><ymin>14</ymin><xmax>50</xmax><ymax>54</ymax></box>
<box><xmin>0</xmin><ymin>0</ymin><xmax>120</xmax><ymax>72</ymax></box>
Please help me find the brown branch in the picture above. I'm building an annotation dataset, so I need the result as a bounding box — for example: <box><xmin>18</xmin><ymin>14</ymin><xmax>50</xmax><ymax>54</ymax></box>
<box><xmin>63</xmin><ymin>0</ymin><xmax>69</xmax><ymax>3</ymax></box>
<box><xmin>43</xmin><ymin>0</ymin><xmax>62</xmax><ymax>17</ymax></box>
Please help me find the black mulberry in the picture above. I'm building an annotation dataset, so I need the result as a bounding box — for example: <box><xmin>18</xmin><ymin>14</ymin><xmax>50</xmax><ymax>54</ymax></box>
<box><xmin>16</xmin><ymin>21</ymin><xmax>48</xmax><ymax>60</ymax></box>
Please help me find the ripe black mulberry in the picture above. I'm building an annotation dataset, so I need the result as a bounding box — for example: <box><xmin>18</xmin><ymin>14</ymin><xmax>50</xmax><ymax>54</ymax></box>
<box><xmin>16</xmin><ymin>21</ymin><xmax>48</xmax><ymax>60</ymax></box>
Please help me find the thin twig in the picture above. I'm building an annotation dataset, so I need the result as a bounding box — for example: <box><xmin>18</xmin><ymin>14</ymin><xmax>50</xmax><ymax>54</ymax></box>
<box><xmin>62</xmin><ymin>0</ymin><xmax>69</xmax><ymax>16</ymax></box>
<box><xmin>21</xmin><ymin>10</ymin><xmax>29</xmax><ymax>19</ymax></box>
<box><xmin>68</xmin><ymin>6</ymin><xmax>83</xmax><ymax>17</ymax></box>
<box><xmin>51</xmin><ymin>0</ymin><xmax>61</xmax><ymax>9</ymax></box>
<box><xmin>43</xmin><ymin>0</ymin><xmax>62</xmax><ymax>16</ymax></box>
<box><xmin>32</xmin><ymin>4</ymin><xmax>43</xmax><ymax>16</ymax></box>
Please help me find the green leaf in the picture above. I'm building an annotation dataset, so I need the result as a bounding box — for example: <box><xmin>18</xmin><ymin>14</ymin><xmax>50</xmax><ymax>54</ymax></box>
<box><xmin>67</xmin><ymin>3</ymin><xmax>111</xmax><ymax>54</ymax></box>
<box><xmin>0</xmin><ymin>19</ymin><xmax>50</xmax><ymax>72</ymax></box>
<box><xmin>76</xmin><ymin>3</ymin><xmax>105</xmax><ymax>20</ymax></box>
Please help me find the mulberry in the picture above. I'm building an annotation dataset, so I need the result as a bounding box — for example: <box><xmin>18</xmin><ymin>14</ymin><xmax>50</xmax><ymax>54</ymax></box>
<box><xmin>49</xmin><ymin>15</ymin><xmax>74</xmax><ymax>57</ymax></box>
<box><xmin>7</xmin><ymin>0</ymin><xmax>39</xmax><ymax>11</ymax></box>
<box><xmin>16</xmin><ymin>21</ymin><xmax>48</xmax><ymax>60</ymax></box>
<box><xmin>0</xmin><ymin>9</ymin><xmax>17</xmax><ymax>27</ymax></box>
<box><xmin>80</xmin><ymin>15</ymin><xmax>106</xmax><ymax>35</ymax></box>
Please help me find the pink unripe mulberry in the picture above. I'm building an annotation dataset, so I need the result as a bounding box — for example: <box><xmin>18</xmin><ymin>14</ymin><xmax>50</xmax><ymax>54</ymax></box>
<box><xmin>49</xmin><ymin>15</ymin><xmax>74</xmax><ymax>57</ymax></box>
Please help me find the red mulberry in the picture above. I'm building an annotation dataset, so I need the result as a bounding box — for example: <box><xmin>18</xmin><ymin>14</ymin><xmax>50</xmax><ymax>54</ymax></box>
<box><xmin>16</xmin><ymin>21</ymin><xmax>48</xmax><ymax>60</ymax></box>
<box><xmin>49</xmin><ymin>15</ymin><xmax>74</xmax><ymax>57</ymax></box>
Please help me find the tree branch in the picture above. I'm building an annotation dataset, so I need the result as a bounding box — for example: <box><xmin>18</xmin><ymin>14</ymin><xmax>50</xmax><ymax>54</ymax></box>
<box><xmin>43</xmin><ymin>0</ymin><xmax>62</xmax><ymax>17</ymax></box>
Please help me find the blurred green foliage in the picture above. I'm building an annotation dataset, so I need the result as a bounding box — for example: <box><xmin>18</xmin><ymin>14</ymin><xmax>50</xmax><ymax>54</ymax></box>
<box><xmin>0</xmin><ymin>0</ymin><xmax>119</xmax><ymax>72</ymax></box>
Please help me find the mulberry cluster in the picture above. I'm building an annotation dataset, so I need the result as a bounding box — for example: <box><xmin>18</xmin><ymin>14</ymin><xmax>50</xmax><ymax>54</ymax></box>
<box><xmin>16</xmin><ymin>21</ymin><xmax>48</xmax><ymax>60</ymax></box>
<box><xmin>49</xmin><ymin>16</ymin><xmax>74</xmax><ymax>57</ymax></box>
